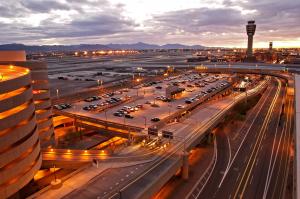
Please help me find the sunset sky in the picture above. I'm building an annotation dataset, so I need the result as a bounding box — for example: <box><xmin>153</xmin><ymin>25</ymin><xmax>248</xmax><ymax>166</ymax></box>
<box><xmin>0</xmin><ymin>0</ymin><xmax>299</xmax><ymax>48</ymax></box>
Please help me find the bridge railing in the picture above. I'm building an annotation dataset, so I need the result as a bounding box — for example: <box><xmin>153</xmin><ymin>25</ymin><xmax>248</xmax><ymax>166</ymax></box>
<box><xmin>42</xmin><ymin>147</ymin><xmax>162</xmax><ymax>163</ymax></box>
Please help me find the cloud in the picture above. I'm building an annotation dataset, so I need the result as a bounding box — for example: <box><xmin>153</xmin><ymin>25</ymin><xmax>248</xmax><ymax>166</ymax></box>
<box><xmin>34</xmin><ymin>14</ymin><xmax>137</xmax><ymax>38</ymax></box>
<box><xmin>150</xmin><ymin>7</ymin><xmax>246</xmax><ymax>33</ymax></box>
<box><xmin>20</xmin><ymin>0</ymin><xmax>70</xmax><ymax>13</ymax></box>
<box><xmin>0</xmin><ymin>0</ymin><xmax>299</xmax><ymax>47</ymax></box>
<box><xmin>0</xmin><ymin>0</ymin><xmax>138</xmax><ymax>44</ymax></box>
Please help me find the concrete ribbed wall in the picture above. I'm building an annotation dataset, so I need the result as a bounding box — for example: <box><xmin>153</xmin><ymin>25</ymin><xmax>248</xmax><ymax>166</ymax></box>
<box><xmin>0</xmin><ymin>65</ymin><xmax>41</xmax><ymax>199</ymax></box>
<box><xmin>0</xmin><ymin>61</ymin><xmax>54</xmax><ymax>147</ymax></box>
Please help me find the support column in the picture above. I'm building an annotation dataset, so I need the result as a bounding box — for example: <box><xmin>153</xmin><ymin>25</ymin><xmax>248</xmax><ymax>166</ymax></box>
<box><xmin>182</xmin><ymin>151</ymin><xmax>189</xmax><ymax>180</ymax></box>
<box><xmin>74</xmin><ymin>118</ymin><xmax>79</xmax><ymax>132</ymax></box>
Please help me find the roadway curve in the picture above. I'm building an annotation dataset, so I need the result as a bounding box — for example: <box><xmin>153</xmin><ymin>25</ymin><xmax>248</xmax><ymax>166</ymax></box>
<box><xmin>195</xmin><ymin>77</ymin><xmax>292</xmax><ymax>199</ymax></box>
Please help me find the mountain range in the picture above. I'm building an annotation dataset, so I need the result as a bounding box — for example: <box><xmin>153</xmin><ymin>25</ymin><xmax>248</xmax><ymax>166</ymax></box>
<box><xmin>0</xmin><ymin>42</ymin><xmax>205</xmax><ymax>52</ymax></box>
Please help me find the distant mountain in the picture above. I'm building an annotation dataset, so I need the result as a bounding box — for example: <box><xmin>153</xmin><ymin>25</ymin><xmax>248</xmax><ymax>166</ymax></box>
<box><xmin>161</xmin><ymin>43</ymin><xmax>205</xmax><ymax>49</ymax></box>
<box><xmin>106</xmin><ymin>42</ymin><xmax>160</xmax><ymax>50</ymax></box>
<box><xmin>0</xmin><ymin>42</ymin><xmax>205</xmax><ymax>52</ymax></box>
<box><xmin>107</xmin><ymin>42</ymin><xmax>205</xmax><ymax>50</ymax></box>
<box><xmin>0</xmin><ymin>44</ymin><xmax>109</xmax><ymax>53</ymax></box>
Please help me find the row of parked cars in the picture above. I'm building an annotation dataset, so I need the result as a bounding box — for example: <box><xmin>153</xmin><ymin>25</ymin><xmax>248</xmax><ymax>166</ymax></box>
<box><xmin>84</xmin><ymin>96</ymin><xmax>101</xmax><ymax>102</ymax></box>
<box><xmin>167</xmin><ymin>74</ymin><xmax>206</xmax><ymax>87</ymax></box>
<box><xmin>84</xmin><ymin>89</ymin><xmax>127</xmax><ymax>102</ymax></box>
<box><xmin>184</xmin><ymin>81</ymin><xmax>229</xmax><ymax>104</ymax></box>
<box><xmin>113</xmin><ymin>104</ymin><xmax>143</xmax><ymax>118</ymax></box>
<box><xmin>155</xmin><ymin>95</ymin><xmax>172</xmax><ymax>102</ymax></box>
<box><xmin>83</xmin><ymin>97</ymin><xmax>123</xmax><ymax>111</ymax></box>
<box><xmin>54</xmin><ymin>103</ymin><xmax>72</xmax><ymax>110</ymax></box>
<box><xmin>143</xmin><ymin>81</ymin><xmax>163</xmax><ymax>87</ymax></box>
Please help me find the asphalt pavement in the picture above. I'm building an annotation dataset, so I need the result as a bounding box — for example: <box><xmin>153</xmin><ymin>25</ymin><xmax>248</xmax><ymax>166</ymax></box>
<box><xmin>197</xmin><ymin>77</ymin><xmax>291</xmax><ymax>199</ymax></box>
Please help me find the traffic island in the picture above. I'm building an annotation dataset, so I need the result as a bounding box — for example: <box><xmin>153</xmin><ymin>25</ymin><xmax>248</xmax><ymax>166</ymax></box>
<box><xmin>51</xmin><ymin>179</ymin><xmax>62</xmax><ymax>189</ymax></box>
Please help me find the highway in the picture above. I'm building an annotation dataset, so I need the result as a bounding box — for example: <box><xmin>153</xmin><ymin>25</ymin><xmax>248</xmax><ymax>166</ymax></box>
<box><xmin>193</xmin><ymin>77</ymin><xmax>293</xmax><ymax>199</ymax></box>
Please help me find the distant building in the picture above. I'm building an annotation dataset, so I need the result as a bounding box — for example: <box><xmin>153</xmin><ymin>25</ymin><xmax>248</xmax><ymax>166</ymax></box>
<box><xmin>166</xmin><ymin>85</ymin><xmax>185</xmax><ymax>99</ymax></box>
<box><xmin>186</xmin><ymin>56</ymin><xmax>208</xmax><ymax>62</ymax></box>
<box><xmin>244</xmin><ymin>20</ymin><xmax>257</xmax><ymax>62</ymax></box>
<box><xmin>269</xmin><ymin>42</ymin><xmax>273</xmax><ymax>52</ymax></box>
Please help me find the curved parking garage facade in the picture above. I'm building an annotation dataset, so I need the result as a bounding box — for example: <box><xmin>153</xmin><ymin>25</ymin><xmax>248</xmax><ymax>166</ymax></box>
<box><xmin>0</xmin><ymin>51</ymin><xmax>54</xmax><ymax>147</ymax></box>
<box><xmin>0</xmin><ymin>65</ymin><xmax>41</xmax><ymax>198</ymax></box>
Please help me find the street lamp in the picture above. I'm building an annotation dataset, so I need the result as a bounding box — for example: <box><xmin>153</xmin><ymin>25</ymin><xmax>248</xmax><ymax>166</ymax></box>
<box><xmin>104</xmin><ymin>110</ymin><xmax>108</xmax><ymax>123</ymax></box>
<box><xmin>142</xmin><ymin>116</ymin><xmax>147</xmax><ymax>129</ymax></box>
<box><xmin>168</xmin><ymin>104</ymin><xmax>172</xmax><ymax>117</ymax></box>
<box><xmin>56</xmin><ymin>89</ymin><xmax>59</xmax><ymax>99</ymax></box>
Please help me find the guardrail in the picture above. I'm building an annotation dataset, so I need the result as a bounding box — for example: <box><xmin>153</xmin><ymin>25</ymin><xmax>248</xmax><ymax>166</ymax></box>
<box><xmin>186</xmin><ymin>139</ymin><xmax>217</xmax><ymax>199</ymax></box>
<box><xmin>42</xmin><ymin>147</ymin><xmax>162</xmax><ymax>163</ymax></box>
<box><xmin>53</xmin><ymin>109</ymin><xmax>144</xmax><ymax>133</ymax></box>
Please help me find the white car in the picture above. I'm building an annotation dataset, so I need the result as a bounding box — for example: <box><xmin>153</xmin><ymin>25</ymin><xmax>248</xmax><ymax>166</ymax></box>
<box><xmin>177</xmin><ymin>105</ymin><xmax>185</xmax><ymax>109</ymax></box>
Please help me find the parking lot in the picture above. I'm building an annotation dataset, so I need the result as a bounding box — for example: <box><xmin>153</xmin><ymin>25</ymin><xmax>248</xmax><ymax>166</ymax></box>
<box><xmin>55</xmin><ymin>72</ymin><xmax>231</xmax><ymax>129</ymax></box>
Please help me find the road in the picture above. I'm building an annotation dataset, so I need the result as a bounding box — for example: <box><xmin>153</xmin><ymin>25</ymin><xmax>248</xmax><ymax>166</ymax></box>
<box><xmin>194</xmin><ymin>77</ymin><xmax>293</xmax><ymax>199</ymax></box>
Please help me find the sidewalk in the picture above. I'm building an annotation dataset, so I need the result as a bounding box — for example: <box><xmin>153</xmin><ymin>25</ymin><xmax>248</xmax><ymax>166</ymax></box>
<box><xmin>28</xmin><ymin>159</ymin><xmax>154</xmax><ymax>199</ymax></box>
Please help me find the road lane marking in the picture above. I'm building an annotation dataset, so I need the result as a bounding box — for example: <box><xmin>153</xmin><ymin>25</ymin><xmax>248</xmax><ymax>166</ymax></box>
<box><xmin>235</xmin><ymin>78</ymin><xmax>281</xmax><ymax>199</ymax></box>
<box><xmin>217</xmin><ymin>83</ymin><xmax>273</xmax><ymax>188</ymax></box>
<box><xmin>236</xmin><ymin>172</ymin><xmax>241</xmax><ymax>182</ymax></box>
<box><xmin>250</xmin><ymin>175</ymin><xmax>254</xmax><ymax>185</ymax></box>
<box><xmin>264</xmin><ymin>93</ymin><xmax>292</xmax><ymax>199</ymax></box>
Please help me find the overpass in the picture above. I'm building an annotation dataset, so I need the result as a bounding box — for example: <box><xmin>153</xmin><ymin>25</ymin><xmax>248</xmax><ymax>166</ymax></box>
<box><xmin>41</xmin><ymin>147</ymin><xmax>161</xmax><ymax>169</ymax></box>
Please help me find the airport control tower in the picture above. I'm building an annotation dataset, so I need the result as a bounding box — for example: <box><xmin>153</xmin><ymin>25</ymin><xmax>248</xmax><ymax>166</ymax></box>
<box><xmin>246</xmin><ymin>20</ymin><xmax>256</xmax><ymax>59</ymax></box>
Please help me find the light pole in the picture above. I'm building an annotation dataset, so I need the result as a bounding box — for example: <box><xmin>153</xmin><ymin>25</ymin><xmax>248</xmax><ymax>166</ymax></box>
<box><xmin>168</xmin><ymin>104</ymin><xmax>172</xmax><ymax>117</ymax></box>
<box><xmin>56</xmin><ymin>89</ymin><xmax>59</xmax><ymax>99</ymax></box>
<box><xmin>104</xmin><ymin>110</ymin><xmax>108</xmax><ymax>123</ymax></box>
<box><xmin>142</xmin><ymin>116</ymin><xmax>147</xmax><ymax>129</ymax></box>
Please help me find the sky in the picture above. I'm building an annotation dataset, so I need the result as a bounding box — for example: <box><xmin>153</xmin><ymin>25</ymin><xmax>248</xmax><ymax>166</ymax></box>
<box><xmin>0</xmin><ymin>0</ymin><xmax>299</xmax><ymax>48</ymax></box>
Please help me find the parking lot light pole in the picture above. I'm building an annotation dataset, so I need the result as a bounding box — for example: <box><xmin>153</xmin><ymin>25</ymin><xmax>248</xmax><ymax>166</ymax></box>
<box><xmin>168</xmin><ymin>104</ymin><xmax>172</xmax><ymax>116</ymax></box>
<box><xmin>104</xmin><ymin>110</ymin><xmax>108</xmax><ymax>127</ymax></box>
<box><xmin>142</xmin><ymin>116</ymin><xmax>147</xmax><ymax>129</ymax></box>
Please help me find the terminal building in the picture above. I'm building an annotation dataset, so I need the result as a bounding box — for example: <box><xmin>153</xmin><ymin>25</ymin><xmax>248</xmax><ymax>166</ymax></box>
<box><xmin>0</xmin><ymin>51</ymin><xmax>53</xmax><ymax>197</ymax></box>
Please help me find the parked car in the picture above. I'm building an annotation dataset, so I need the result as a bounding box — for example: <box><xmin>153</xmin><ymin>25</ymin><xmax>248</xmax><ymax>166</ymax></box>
<box><xmin>113</xmin><ymin>112</ymin><xmax>123</xmax><ymax>117</ymax></box>
<box><xmin>177</xmin><ymin>105</ymin><xmax>185</xmax><ymax>109</ymax></box>
<box><xmin>185</xmin><ymin>100</ymin><xmax>193</xmax><ymax>104</ymax></box>
<box><xmin>54</xmin><ymin>105</ymin><xmax>63</xmax><ymax>110</ymax></box>
<box><xmin>125</xmin><ymin>114</ymin><xmax>134</xmax><ymax>119</ymax></box>
<box><xmin>83</xmin><ymin>106</ymin><xmax>91</xmax><ymax>111</ymax></box>
<box><xmin>151</xmin><ymin>117</ymin><xmax>160</xmax><ymax>122</ymax></box>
